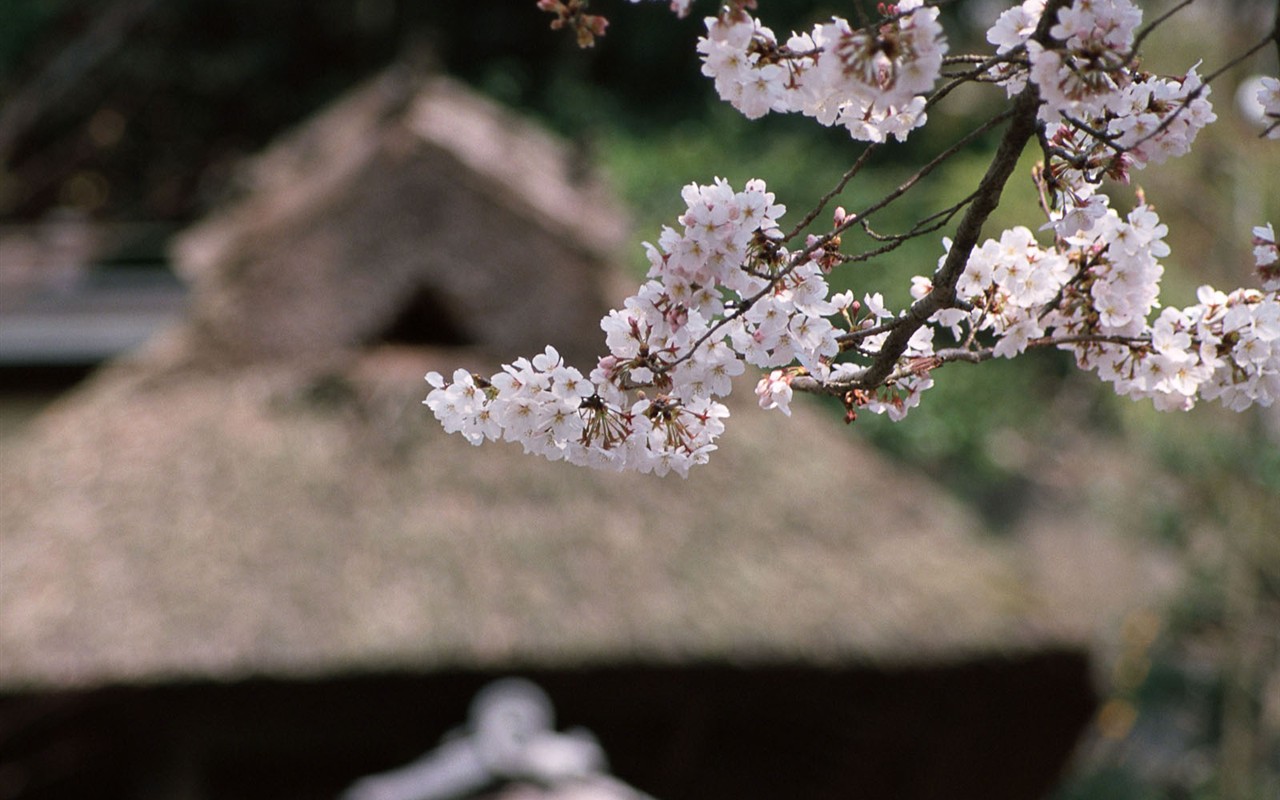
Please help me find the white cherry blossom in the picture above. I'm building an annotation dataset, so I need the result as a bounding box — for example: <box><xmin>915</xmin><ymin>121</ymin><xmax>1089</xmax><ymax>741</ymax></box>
<box><xmin>436</xmin><ymin>0</ymin><xmax>1280</xmax><ymax>474</ymax></box>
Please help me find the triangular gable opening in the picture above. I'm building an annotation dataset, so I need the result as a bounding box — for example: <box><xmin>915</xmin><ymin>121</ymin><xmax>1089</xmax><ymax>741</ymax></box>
<box><xmin>373</xmin><ymin>284</ymin><xmax>471</xmax><ymax>347</ymax></box>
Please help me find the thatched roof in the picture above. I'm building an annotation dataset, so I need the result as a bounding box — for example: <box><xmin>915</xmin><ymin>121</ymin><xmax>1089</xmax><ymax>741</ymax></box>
<box><xmin>0</xmin><ymin>64</ymin><xmax>1133</xmax><ymax>693</ymax></box>
<box><xmin>170</xmin><ymin>68</ymin><xmax>625</xmax><ymax>368</ymax></box>
<box><xmin>0</xmin><ymin>347</ymin><xmax>1063</xmax><ymax>690</ymax></box>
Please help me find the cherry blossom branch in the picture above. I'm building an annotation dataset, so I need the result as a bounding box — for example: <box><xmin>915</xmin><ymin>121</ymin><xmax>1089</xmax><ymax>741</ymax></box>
<box><xmin>1044</xmin><ymin>26</ymin><xmax>1278</xmax><ymax>175</ymax></box>
<box><xmin>1146</xmin><ymin>33</ymin><xmax>1270</xmax><ymax>146</ymax></box>
<box><xmin>665</xmin><ymin>105</ymin><xmax>1018</xmax><ymax>378</ymax></box>
<box><xmin>853</xmin><ymin>90</ymin><xmax>1045</xmax><ymax>387</ymax></box>
<box><xmin>882</xmin><ymin>333</ymin><xmax>1150</xmax><ymax>379</ymax></box>
<box><xmin>792</xmin><ymin>332</ymin><xmax>1151</xmax><ymax>396</ymax></box>
<box><xmin>423</xmin><ymin>0</ymin><xmax>1280</xmax><ymax>474</ymax></box>
<box><xmin>930</xmin><ymin>48</ymin><xmax>1028</xmax><ymax>107</ymax></box>
<box><xmin>798</xmin><ymin>106</ymin><xmax>1017</xmax><ymax>261</ymax></box>
<box><xmin>846</xmin><ymin>0</ymin><xmax>1074</xmax><ymax>391</ymax></box>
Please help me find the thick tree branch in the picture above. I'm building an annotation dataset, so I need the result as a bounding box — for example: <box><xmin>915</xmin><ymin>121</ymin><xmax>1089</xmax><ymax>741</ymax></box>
<box><xmin>851</xmin><ymin>86</ymin><xmax>1043</xmax><ymax>388</ymax></box>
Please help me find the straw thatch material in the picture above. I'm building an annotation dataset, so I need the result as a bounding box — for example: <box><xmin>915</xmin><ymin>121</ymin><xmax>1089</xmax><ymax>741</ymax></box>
<box><xmin>0</xmin><ymin>65</ymin><xmax>1099</xmax><ymax>693</ymax></box>
<box><xmin>170</xmin><ymin>68</ymin><xmax>625</xmax><ymax>368</ymax></box>
<box><xmin>0</xmin><ymin>345</ymin><xmax>1062</xmax><ymax>690</ymax></box>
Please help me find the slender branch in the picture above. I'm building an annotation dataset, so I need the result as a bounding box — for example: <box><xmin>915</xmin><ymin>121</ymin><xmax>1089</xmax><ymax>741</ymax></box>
<box><xmin>1201</xmin><ymin>29</ymin><xmax>1278</xmax><ymax>84</ymax></box>
<box><xmin>1129</xmin><ymin>0</ymin><xmax>1198</xmax><ymax>56</ymax></box>
<box><xmin>1035</xmin><ymin>333</ymin><xmax>1149</xmax><ymax>349</ymax></box>
<box><xmin>828</xmin><ymin>189</ymin><xmax>977</xmax><ymax>272</ymax></box>
<box><xmin>883</xmin><ymin>347</ymin><xmax>990</xmax><ymax>381</ymax></box>
<box><xmin>781</xmin><ymin>145</ymin><xmax>879</xmax><ymax>243</ymax></box>
<box><xmin>1061</xmin><ymin>114</ymin><xmax>1121</xmax><ymax>144</ymax></box>
<box><xmin>927</xmin><ymin>48</ymin><xmax>1027</xmax><ymax>110</ymax></box>
<box><xmin>791</xmin><ymin>332</ymin><xmax>1149</xmax><ymax>397</ymax></box>
<box><xmin>837</xmin><ymin>321</ymin><xmax>897</xmax><ymax>345</ymax></box>
<box><xmin>780</xmin><ymin>93</ymin><xmax>1011</xmax><ymax>246</ymax></box>
<box><xmin>881</xmin><ymin>333</ymin><xmax>1146</xmax><ymax>381</ymax></box>
<box><xmin>855</xmin><ymin>189</ymin><xmax>979</xmax><ymax>245</ymax></box>
<box><xmin>943</xmin><ymin>54</ymin><xmax>1001</xmax><ymax>65</ymax></box>
<box><xmin>833</xmin><ymin>108</ymin><xmax>1014</xmax><ymax>240</ymax></box>
<box><xmin>1075</xmin><ymin>29</ymin><xmax>1278</xmax><ymax>162</ymax></box>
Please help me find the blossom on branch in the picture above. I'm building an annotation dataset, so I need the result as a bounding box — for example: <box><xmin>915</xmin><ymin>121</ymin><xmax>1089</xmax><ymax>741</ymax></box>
<box><xmin>439</xmin><ymin>0</ymin><xmax>1280</xmax><ymax>473</ymax></box>
<box><xmin>696</xmin><ymin>0</ymin><xmax>946</xmax><ymax>142</ymax></box>
<box><xmin>926</xmin><ymin>199</ymin><xmax>1280</xmax><ymax>414</ymax></box>
<box><xmin>1027</xmin><ymin>0</ymin><xmax>1143</xmax><ymax>120</ymax></box>
<box><xmin>1259</xmin><ymin>76</ymin><xmax>1280</xmax><ymax>138</ymax></box>
<box><xmin>426</xmin><ymin>178</ymin><xmax>840</xmax><ymax>476</ymax></box>
<box><xmin>1254</xmin><ymin>223</ymin><xmax>1279</xmax><ymax>289</ymax></box>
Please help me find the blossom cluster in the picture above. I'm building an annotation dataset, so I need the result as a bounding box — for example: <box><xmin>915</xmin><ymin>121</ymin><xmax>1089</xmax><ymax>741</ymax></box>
<box><xmin>917</xmin><ymin>200</ymin><xmax>1280</xmax><ymax>413</ymax></box>
<box><xmin>1259</xmin><ymin>76</ymin><xmax>1280</xmax><ymax>139</ymax></box>
<box><xmin>1025</xmin><ymin>0</ymin><xmax>1143</xmax><ymax>122</ymax></box>
<box><xmin>991</xmin><ymin>0</ymin><xmax>1215</xmax><ymax>199</ymax></box>
<box><xmin>869</xmin><ymin>7</ymin><xmax>1280</xmax><ymax>420</ymax></box>
<box><xmin>981</xmin><ymin>0</ymin><xmax>1221</xmax><ymax>276</ymax></box>
<box><xmin>921</xmin><ymin>224</ymin><xmax>1075</xmax><ymax>359</ymax></box>
<box><xmin>1068</xmin><ymin>282</ymin><xmax>1280</xmax><ymax>413</ymax></box>
<box><xmin>696</xmin><ymin>0</ymin><xmax>946</xmax><ymax>142</ymax></box>
<box><xmin>1256</xmin><ymin>223</ymin><xmax>1279</xmax><ymax>288</ymax></box>
<box><xmin>426</xmin><ymin>179</ymin><xmax>845</xmax><ymax>476</ymax></box>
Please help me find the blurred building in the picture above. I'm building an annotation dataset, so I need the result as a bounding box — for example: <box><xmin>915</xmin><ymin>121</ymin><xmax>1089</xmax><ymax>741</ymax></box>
<box><xmin>1</xmin><ymin>68</ymin><xmax>1125</xmax><ymax>800</ymax></box>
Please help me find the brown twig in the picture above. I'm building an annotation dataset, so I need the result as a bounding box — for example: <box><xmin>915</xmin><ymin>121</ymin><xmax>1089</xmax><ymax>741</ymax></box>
<box><xmin>791</xmin><ymin>331</ymin><xmax>1148</xmax><ymax>396</ymax></box>
<box><xmin>780</xmin><ymin>145</ymin><xmax>879</xmax><ymax>243</ymax></box>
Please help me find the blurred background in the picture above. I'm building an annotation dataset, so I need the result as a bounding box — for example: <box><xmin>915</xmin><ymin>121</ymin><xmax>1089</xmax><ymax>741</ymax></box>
<box><xmin>0</xmin><ymin>1</ymin><xmax>1277</xmax><ymax>799</ymax></box>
